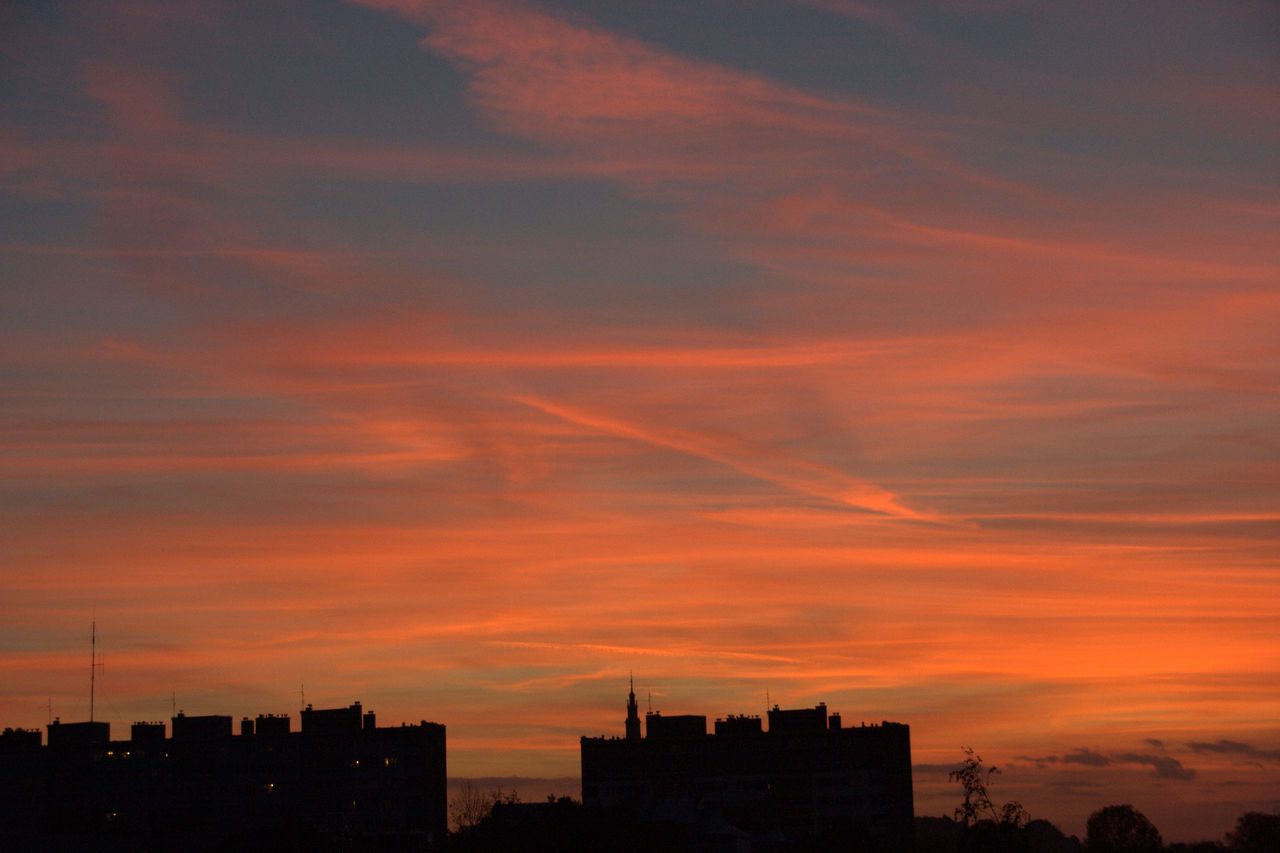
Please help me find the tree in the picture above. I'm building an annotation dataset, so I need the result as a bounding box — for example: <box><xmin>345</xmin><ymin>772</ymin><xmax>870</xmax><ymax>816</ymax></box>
<box><xmin>949</xmin><ymin>747</ymin><xmax>1029</xmax><ymax>828</ymax></box>
<box><xmin>1086</xmin><ymin>804</ymin><xmax>1161</xmax><ymax>853</ymax></box>
<box><xmin>448</xmin><ymin>781</ymin><xmax>519</xmax><ymax>833</ymax></box>
<box><xmin>1226</xmin><ymin>811</ymin><xmax>1280</xmax><ymax>852</ymax></box>
<box><xmin>1024</xmin><ymin>818</ymin><xmax>1083</xmax><ymax>853</ymax></box>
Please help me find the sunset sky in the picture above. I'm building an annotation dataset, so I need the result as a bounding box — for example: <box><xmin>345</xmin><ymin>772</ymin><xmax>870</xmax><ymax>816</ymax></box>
<box><xmin>2</xmin><ymin>0</ymin><xmax>1278</xmax><ymax>842</ymax></box>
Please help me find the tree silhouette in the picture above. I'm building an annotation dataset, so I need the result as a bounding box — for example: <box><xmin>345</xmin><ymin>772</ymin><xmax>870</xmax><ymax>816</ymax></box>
<box><xmin>1226</xmin><ymin>811</ymin><xmax>1280</xmax><ymax>852</ymax></box>
<box><xmin>949</xmin><ymin>747</ymin><xmax>1028</xmax><ymax>828</ymax></box>
<box><xmin>1023</xmin><ymin>817</ymin><xmax>1081</xmax><ymax>853</ymax></box>
<box><xmin>1086</xmin><ymin>804</ymin><xmax>1161</xmax><ymax>853</ymax></box>
<box><xmin>448</xmin><ymin>781</ymin><xmax>518</xmax><ymax>833</ymax></box>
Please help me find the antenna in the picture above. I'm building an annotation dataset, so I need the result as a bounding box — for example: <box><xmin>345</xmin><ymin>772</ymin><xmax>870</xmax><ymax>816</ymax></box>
<box><xmin>300</xmin><ymin>683</ymin><xmax>305</xmax><ymax>711</ymax></box>
<box><xmin>90</xmin><ymin>620</ymin><xmax>96</xmax><ymax>722</ymax></box>
<box><xmin>171</xmin><ymin>690</ymin><xmax>176</xmax><ymax>718</ymax></box>
<box><xmin>647</xmin><ymin>691</ymin><xmax>652</xmax><ymax>714</ymax></box>
<box><xmin>47</xmin><ymin>697</ymin><xmax>52</xmax><ymax>726</ymax></box>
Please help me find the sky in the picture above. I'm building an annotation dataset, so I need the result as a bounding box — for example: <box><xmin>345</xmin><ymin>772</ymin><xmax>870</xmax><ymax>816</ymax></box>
<box><xmin>1</xmin><ymin>0</ymin><xmax>1278</xmax><ymax>842</ymax></box>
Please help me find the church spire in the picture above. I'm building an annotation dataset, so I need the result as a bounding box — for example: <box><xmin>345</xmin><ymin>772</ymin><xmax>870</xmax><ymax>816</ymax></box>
<box><xmin>625</xmin><ymin>671</ymin><xmax>641</xmax><ymax>740</ymax></box>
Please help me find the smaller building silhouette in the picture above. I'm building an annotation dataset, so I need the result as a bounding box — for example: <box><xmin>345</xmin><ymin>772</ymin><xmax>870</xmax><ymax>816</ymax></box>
<box><xmin>582</xmin><ymin>691</ymin><xmax>914</xmax><ymax>851</ymax></box>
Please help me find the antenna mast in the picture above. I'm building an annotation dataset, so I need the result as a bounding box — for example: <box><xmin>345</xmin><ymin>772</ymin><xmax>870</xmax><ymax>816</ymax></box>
<box><xmin>90</xmin><ymin>620</ymin><xmax>96</xmax><ymax>722</ymax></box>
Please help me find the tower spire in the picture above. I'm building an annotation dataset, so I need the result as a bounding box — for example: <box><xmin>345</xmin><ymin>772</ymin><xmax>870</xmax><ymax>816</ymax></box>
<box><xmin>625</xmin><ymin>672</ymin><xmax>641</xmax><ymax>740</ymax></box>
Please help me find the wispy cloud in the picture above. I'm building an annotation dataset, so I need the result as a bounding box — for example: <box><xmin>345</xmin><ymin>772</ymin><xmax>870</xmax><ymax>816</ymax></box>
<box><xmin>1187</xmin><ymin>740</ymin><xmax>1280</xmax><ymax>765</ymax></box>
<box><xmin>487</xmin><ymin>641</ymin><xmax>800</xmax><ymax>666</ymax></box>
<box><xmin>512</xmin><ymin>394</ymin><xmax>927</xmax><ymax>519</ymax></box>
<box><xmin>1018</xmin><ymin>747</ymin><xmax>1196</xmax><ymax>781</ymax></box>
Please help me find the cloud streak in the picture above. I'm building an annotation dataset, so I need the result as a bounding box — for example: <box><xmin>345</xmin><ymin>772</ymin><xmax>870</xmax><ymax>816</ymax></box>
<box><xmin>1187</xmin><ymin>740</ymin><xmax>1280</xmax><ymax>765</ymax></box>
<box><xmin>1019</xmin><ymin>748</ymin><xmax>1196</xmax><ymax>781</ymax></box>
<box><xmin>512</xmin><ymin>394</ymin><xmax>927</xmax><ymax>519</ymax></box>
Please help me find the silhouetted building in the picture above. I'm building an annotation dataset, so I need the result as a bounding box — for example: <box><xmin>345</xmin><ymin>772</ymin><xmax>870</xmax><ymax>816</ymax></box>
<box><xmin>0</xmin><ymin>727</ymin><xmax>42</xmax><ymax>753</ymax></box>
<box><xmin>171</xmin><ymin>710</ymin><xmax>232</xmax><ymax>742</ymax></box>
<box><xmin>0</xmin><ymin>703</ymin><xmax>446</xmax><ymax>850</ymax></box>
<box><xmin>0</xmin><ymin>728</ymin><xmax>44</xmax><ymax>841</ymax></box>
<box><xmin>255</xmin><ymin>712</ymin><xmax>291</xmax><ymax>738</ymax></box>
<box><xmin>130</xmin><ymin>721</ymin><xmax>166</xmax><ymax>744</ymax></box>
<box><xmin>46</xmin><ymin>718</ymin><xmax>110</xmax><ymax>749</ymax></box>
<box><xmin>582</xmin><ymin>693</ymin><xmax>914</xmax><ymax>852</ymax></box>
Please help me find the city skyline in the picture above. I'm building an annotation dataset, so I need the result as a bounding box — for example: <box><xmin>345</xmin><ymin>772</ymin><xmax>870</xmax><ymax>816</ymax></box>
<box><xmin>2</xmin><ymin>0</ymin><xmax>1278</xmax><ymax>844</ymax></box>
